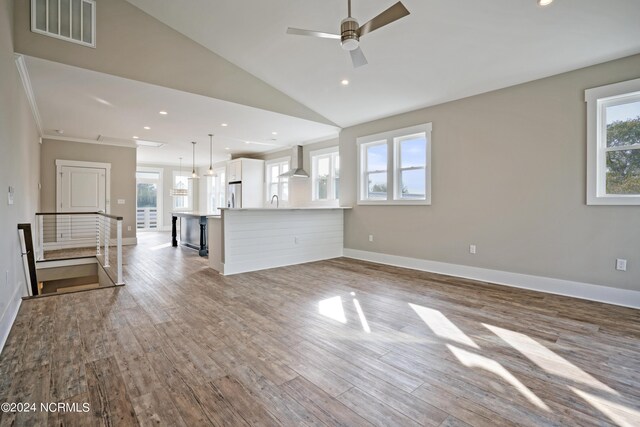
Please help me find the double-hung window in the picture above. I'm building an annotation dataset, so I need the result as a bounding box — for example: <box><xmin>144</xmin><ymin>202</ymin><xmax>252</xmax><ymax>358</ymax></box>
<box><xmin>358</xmin><ymin>123</ymin><xmax>432</xmax><ymax>205</ymax></box>
<box><xmin>265</xmin><ymin>157</ymin><xmax>290</xmax><ymax>202</ymax></box>
<box><xmin>311</xmin><ymin>147</ymin><xmax>340</xmax><ymax>201</ymax></box>
<box><xmin>206</xmin><ymin>167</ymin><xmax>226</xmax><ymax>214</ymax></box>
<box><xmin>586</xmin><ymin>78</ymin><xmax>640</xmax><ymax>205</ymax></box>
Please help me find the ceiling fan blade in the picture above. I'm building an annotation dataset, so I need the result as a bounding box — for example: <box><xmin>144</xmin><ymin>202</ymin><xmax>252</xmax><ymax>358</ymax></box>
<box><xmin>286</xmin><ymin>27</ymin><xmax>341</xmax><ymax>40</ymax></box>
<box><xmin>358</xmin><ymin>1</ymin><xmax>410</xmax><ymax>37</ymax></box>
<box><xmin>350</xmin><ymin>47</ymin><xmax>368</xmax><ymax>68</ymax></box>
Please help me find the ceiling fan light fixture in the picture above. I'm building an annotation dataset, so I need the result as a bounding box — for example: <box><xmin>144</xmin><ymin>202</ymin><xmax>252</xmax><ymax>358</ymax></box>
<box><xmin>340</xmin><ymin>17</ymin><xmax>359</xmax><ymax>51</ymax></box>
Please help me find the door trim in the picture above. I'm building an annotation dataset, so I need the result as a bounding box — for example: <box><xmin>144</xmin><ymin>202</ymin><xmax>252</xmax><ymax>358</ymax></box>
<box><xmin>55</xmin><ymin>159</ymin><xmax>111</xmax><ymax>214</ymax></box>
<box><xmin>136</xmin><ymin>166</ymin><xmax>164</xmax><ymax>230</ymax></box>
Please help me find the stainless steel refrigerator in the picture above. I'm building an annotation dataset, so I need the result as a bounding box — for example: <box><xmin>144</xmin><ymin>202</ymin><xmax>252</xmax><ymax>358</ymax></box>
<box><xmin>228</xmin><ymin>181</ymin><xmax>242</xmax><ymax>208</ymax></box>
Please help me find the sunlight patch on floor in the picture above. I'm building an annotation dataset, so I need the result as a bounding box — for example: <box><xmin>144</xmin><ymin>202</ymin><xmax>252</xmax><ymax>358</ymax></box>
<box><xmin>319</xmin><ymin>296</ymin><xmax>346</xmax><ymax>323</ymax></box>
<box><xmin>353</xmin><ymin>298</ymin><xmax>371</xmax><ymax>333</ymax></box>
<box><xmin>484</xmin><ymin>324</ymin><xmax>619</xmax><ymax>395</ymax></box>
<box><xmin>571</xmin><ymin>387</ymin><xmax>640</xmax><ymax>427</ymax></box>
<box><xmin>409</xmin><ymin>303</ymin><xmax>480</xmax><ymax>349</ymax></box>
<box><xmin>448</xmin><ymin>344</ymin><xmax>551</xmax><ymax>411</ymax></box>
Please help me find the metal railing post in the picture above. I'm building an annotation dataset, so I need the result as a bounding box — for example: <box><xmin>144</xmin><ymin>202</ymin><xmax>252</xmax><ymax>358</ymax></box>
<box><xmin>37</xmin><ymin>215</ymin><xmax>44</xmax><ymax>260</ymax></box>
<box><xmin>116</xmin><ymin>219</ymin><xmax>123</xmax><ymax>285</ymax></box>
<box><xmin>96</xmin><ymin>214</ymin><xmax>101</xmax><ymax>256</ymax></box>
<box><xmin>104</xmin><ymin>217</ymin><xmax>110</xmax><ymax>268</ymax></box>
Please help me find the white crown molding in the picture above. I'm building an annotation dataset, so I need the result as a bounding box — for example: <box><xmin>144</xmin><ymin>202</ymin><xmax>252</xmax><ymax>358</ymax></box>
<box><xmin>343</xmin><ymin>248</ymin><xmax>640</xmax><ymax>310</ymax></box>
<box><xmin>14</xmin><ymin>54</ymin><xmax>43</xmax><ymax>137</ymax></box>
<box><xmin>42</xmin><ymin>134</ymin><xmax>137</xmax><ymax>148</ymax></box>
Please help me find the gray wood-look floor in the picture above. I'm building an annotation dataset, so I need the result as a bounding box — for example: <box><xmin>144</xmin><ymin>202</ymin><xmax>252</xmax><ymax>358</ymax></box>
<box><xmin>1</xmin><ymin>232</ymin><xmax>639</xmax><ymax>426</ymax></box>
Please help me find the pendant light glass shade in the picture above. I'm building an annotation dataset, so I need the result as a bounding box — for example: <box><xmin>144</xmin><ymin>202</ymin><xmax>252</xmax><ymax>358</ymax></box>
<box><xmin>170</xmin><ymin>157</ymin><xmax>189</xmax><ymax>196</ymax></box>
<box><xmin>204</xmin><ymin>133</ymin><xmax>217</xmax><ymax>177</ymax></box>
<box><xmin>190</xmin><ymin>141</ymin><xmax>200</xmax><ymax>179</ymax></box>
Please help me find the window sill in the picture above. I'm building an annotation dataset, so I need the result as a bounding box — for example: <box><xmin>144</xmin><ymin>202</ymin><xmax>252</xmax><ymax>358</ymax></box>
<box><xmin>357</xmin><ymin>199</ymin><xmax>431</xmax><ymax>206</ymax></box>
<box><xmin>587</xmin><ymin>195</ymin><xmax>640</xmax><ymax>206</ymax></box>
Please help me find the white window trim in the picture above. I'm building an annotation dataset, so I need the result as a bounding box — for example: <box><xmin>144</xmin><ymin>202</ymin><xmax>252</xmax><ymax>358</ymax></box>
<box><xmin>310</xmin><ymin>146</ymin><xmax>339</xmax><ymax>203</ymax></box>
<box><xmin>172</xmin><ymin>170</ymin><xmax>193</xmax><ymax>211</ymax></box>
<box><xmin>265</xmin><ymin>156</ymin><xmax>291</xmax><ymax>203</ymax></box>
<box><xmin>357</xmin><ymin>123</ymin><xmax>432</xmax><ymax>206</ymax></box>
<box><xmin>31</xmin><ymin>0</ymin><xmax>97</xmax><ymax>48</ymax></box>
<box><xmin>585</xmin><ymin>77</ymin><xmax>640</xmax><ymax>205</ymax></box>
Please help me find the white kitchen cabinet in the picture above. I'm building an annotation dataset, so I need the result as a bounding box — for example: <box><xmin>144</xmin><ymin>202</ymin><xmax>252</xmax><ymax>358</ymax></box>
<box><xmin>226</xmin><ymin>158</ymin><xmax>264</xmax><ymax>208</ymax></box>
<box><xmin>227</xmin><ymin>159</ymin><xmax>242</xmax><ymax>182</ymax></box>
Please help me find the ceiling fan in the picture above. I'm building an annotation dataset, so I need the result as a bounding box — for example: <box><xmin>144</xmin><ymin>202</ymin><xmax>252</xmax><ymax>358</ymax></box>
<box><xmin>286</xmin><ymin>0</ymin><xmax>410</xmax><ymax>68</ymax></box>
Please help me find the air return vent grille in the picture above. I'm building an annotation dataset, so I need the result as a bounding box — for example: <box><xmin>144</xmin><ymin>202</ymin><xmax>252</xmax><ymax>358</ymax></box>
<box><xmin>31</xmin><ymin>0</ymin><xmax>96</xmax><ymax>47</ymax></box>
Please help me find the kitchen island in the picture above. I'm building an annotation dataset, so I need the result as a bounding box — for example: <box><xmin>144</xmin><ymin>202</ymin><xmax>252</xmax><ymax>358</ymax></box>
<box><xmin>172</xmin><ymin>211</ymin><xmax>219</xmax><ymax>256</ymax></box>
<box><xmin>208</xmin><ymin>207</ymin><xmax>350</xmax><ymax>275</ymax></box>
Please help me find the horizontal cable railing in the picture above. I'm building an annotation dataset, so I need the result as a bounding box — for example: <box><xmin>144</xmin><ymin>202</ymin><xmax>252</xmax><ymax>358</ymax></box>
<box><xmin>35</xmin><ymin>212</ymin><xmax>124</xmax><ymax>285</ymax></box>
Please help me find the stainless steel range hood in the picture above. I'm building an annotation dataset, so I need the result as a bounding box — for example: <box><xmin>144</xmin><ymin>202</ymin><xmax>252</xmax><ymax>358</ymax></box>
<box><xmin>279</xmin><ymin>145</ymin><xmax>309</xmax><ymax>178</ymax></box>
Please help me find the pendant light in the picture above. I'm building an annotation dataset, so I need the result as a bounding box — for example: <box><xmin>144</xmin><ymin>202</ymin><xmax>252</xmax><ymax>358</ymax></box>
<box><xmin>190</xmin><ymin>141</ymin><xmax>200</xmax><ymax>179</ymax></box>
<box><xmin>170</xmin><ymin>157</ymin><xmax>189</xmax><ymax>196</ymax></box>
<box><xmin>204</xmin><ymin>133</ymin><xmax>217</xmax><ymax>177</ymax></box>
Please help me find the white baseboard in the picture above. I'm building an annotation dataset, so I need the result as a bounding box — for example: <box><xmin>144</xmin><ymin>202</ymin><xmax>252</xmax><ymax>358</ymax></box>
<box><xmin>343</xmin><ymin>249</ymin><xmax>640</xmax><ymax>310</ymax></box>
<box><xmin>0</xmin><ymin>285</ymin><xmax>24</xmax><ymax>353</ymax></box>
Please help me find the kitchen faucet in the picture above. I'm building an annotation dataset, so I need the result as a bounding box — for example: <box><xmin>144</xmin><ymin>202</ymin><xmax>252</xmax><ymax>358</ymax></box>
<box><xmin>270</xmin><ymin>194</ymin><xmax>279</xmax><ymax>208</ymax></box>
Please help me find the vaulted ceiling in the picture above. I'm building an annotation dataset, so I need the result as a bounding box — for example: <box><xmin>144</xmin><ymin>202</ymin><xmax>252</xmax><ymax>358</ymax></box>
<box><xmin>126</xmin><ymin>0</ymin><xmax>640</xmax><ymax>127</ymax></box>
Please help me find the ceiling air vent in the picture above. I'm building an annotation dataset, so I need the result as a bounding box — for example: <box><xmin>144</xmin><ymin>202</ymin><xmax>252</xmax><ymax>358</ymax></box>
<box><xmin>31</xmin><ymin>0</ymin><xmax>96</xmax><ymax>48</ymax></box>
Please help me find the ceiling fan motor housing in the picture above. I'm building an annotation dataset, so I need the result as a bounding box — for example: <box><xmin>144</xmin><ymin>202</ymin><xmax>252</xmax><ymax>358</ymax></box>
<box><xmin>340</xmin><ymin>17</ymin><xmax>359</xmax><ymax>51</ymax></box>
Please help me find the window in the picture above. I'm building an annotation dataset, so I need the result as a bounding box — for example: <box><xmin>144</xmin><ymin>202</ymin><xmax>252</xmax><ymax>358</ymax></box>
<box><xmin>586</xmin><ymin>78</ymin><xmax>640</xmax><ymax>205</ymax></box>
<box><xmin>311</xmin><ymin>147</ymin><xmax>340</xmax><ymax>201</ymax></box>
<box><xmin>206</xmin><ymin>168</ymin><xmax>226</xmax><ymax>214</ymax></box>
<box><xmin>172</xmin><ymin>171</ymin><xmax>192</xmax><ymax>210</ymax></box>
<box><xmin>265</xmin><ymin>157</ymin><xmax>290</xmax><ymax>202</ymax></box>
<box><xmin>31</xmin><ymin>0</ymin><xmax>96</xmax><ymax>47</ymax></box>
<box><xmin>357</xmin><ymin>123</ymin><xmax>432</xmax><ymax>205</ymax></box>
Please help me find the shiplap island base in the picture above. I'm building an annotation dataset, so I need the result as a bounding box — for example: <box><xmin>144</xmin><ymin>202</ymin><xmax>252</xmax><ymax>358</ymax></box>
<box><xmin>208</xmin><ymin>207</ymin><xmax>349</xmax><ymax>275</ymax></box>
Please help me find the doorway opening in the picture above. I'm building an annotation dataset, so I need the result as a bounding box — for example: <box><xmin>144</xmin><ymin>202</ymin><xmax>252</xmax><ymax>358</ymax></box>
<box><xmin>136</xmin><ymin>168</ymin><xmax>163</xmax><ymax>231</ymax></box>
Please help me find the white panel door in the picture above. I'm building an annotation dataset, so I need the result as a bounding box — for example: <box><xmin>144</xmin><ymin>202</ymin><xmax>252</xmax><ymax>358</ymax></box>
<box><xmin>59</xmin><ymin>166</ymin><xmax>106</xmax><ymax>240</ymax></box>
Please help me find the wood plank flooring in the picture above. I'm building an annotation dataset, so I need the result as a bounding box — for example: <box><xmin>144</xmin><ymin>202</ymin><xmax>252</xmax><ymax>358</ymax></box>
<box><xmin>1</xmin><ymin>232</ymin><xmax>639</xmax><ymax>426</ymax></box>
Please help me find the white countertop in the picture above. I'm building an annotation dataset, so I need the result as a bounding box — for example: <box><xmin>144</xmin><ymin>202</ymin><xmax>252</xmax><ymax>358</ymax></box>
<box><xmin>220</xmin><ymin>206</ymin><xmax>351</xmax><ymax>211</ymax></box>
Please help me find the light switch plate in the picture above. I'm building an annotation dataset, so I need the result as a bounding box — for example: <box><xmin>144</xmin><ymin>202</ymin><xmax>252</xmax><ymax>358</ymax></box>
<box><xmin>117</xmin><ymin>199</ymin><xmax>125</xmax><ymax>205</ymax></box>
<box><xmin>7</xmin><ymin>186</ymin><xmax>14</xmax><ymax>205</ymax></box>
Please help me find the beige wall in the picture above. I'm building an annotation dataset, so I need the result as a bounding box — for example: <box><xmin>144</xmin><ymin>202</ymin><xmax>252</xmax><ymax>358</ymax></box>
<box><xmin>255</xmin><ymin>138</ymin><xmax>339</xmax><ymax>207</ymax></box>
<box><xmin>41</xmin><ymin>139</ymin><xmax>137</xmax><ymax>239</ymax></box>
<box><xmin>13</xmin><ymin>0</ymin><xmax>333</xmax><ymax>126</ymax></box>
<box><xmin>0</xmin><ymin>0</ymin><xmax>41</xmax><ymax>349</ymax></box>
<box><xmin>340</xmin><ymin>54</ymin><xmax>640</xmax><ymax>292</ymax></box>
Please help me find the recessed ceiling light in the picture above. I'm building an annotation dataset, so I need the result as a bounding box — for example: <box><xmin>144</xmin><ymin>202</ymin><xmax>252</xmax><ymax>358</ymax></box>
<box><xmin>221</xmin><ymin>123</ymin><xmax>228</xmax><ymax>127</ymax></box>
<box><xmin>341</xmin><ymin>79</ymin><xmax>349</xmax><ymax>86</ymax></box>
<box><xmin>144</xmin><ymin>126</ymin><xmax>151</xmax><ymax>130</ymax></box>
<box><xmin>133</xmin><ymin>136</ymin><xmax>139</xmax><ymax>139</ymax></box>
<box><xmin>159</xmin><ymin>111</ymin><xmax>168</xmax><ymax>115</ymax></box>
<box><xmin>225</xmin><ymin>147</ymin><xmax>230</xmax><ymax>150</ymax></box>
<box><xmin>245</xmin><ymin>141</ymin><xmax>251</xmax><ymax>144</ymax></box>
<box><xmin>537</xmin><ymin>0</ymin><xmax>553</xmax><ymax>5</ymax></box>
<box><xmin>272</xmin><ymin>131</ymin><xmax>278</xmax><ymax>135</ymax></box>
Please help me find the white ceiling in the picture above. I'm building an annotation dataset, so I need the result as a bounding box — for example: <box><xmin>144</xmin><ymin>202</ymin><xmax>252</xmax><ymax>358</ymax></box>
<box><xmin>126</xmin><ymin>0</ymin><xmax>640</xmax><ymax>128</ymax></box>
<box><xmin>25</xmin><ymin>56</ymin><xmax>340</xmax><ymax>165</ymax></box>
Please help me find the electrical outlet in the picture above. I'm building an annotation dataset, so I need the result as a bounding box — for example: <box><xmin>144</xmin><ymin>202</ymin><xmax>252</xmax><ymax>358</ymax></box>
<box><xmin>616</xmin><ymin>259</ymin><xmax>627</xmax><ymax>271</ymax></box>
<box><xmin>469</xmin><ymin>244</ymin><xmax>477</xmax><ymax>254</ymax></box>
<box><xmin>294</xmin><ymin>236</ymin><xmax>299</xmax><ymax>244</ymax></box>
<box><xmin>368</xmin><ymin>234</ymin><xmax>374</xmax><ymax>242</ymax></box>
